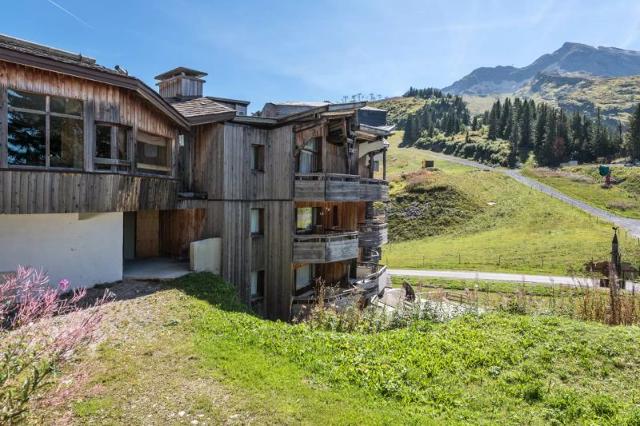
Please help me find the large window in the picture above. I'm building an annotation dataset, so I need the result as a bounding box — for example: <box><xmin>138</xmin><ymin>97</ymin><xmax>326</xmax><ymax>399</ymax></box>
<box><xmin>136</xmin><ymin>131</ymin><xmax>171</xmax><ymax>175</ymax></box>
<box><xmin>7</xmin><ymin>89</ymin><xmax>83</xmax><ymax>168</ymax></box>
<box><xmin>296</xmin><ymin>138</ymin><xmax>320</xmax><ymax>173</ymax></box>
<box><xmin>295</xmin><ymin>264</ymin><xmax>314</xmax><ymax>293</ymax></box>
<box><xmin>95</xmin><ymin>124</ymin><xmax>129</xmax><ymax>171</ymax></box>
<box><xmin>296</xmin><ymin>207</ymin><xmax>320</xmax><ymax>234</ymax></box>
<box><xmin>250</xmin><ymin>208</ymin><xmax>264</xmax><ymax>235</ymax></box>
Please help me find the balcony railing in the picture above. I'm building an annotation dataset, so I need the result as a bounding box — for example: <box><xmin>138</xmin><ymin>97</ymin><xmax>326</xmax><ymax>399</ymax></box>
<box><xmin>355</xmin><ymin>263</ymin><xmax>389</xmax><ymax>295</ymax></box>
<box><xmin>359</xmin><ymin>178</ymin><xmax>389</xmax><ymax>201</ymax></box>
<box><xmin>294</xmin><ymin>173</ymin><xmax>361</xmax><ymax>201</ymax></box>
<box><xmin>292</xmin><ymin>231</ymin><xmax>359</xmax><ymax>263</ymax></box>
<box><xmin>294</xmin><ymin>173</ymin><xmax>389</xmax><ymax>202</ymax></box>
<box><xmin>358</xmin><ymin>221</ymin><xmax>388</xmax><ymax>248</ymax></box>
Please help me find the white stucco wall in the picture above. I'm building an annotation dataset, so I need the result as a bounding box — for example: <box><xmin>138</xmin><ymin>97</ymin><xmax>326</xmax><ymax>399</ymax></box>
<box><xmin>0</xmin><ymin>212</ymin><xmax>123</xmax><ymax>289</ymax></box>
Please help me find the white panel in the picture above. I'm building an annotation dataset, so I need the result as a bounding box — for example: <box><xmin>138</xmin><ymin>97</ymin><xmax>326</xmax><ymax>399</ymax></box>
<box><xmin>190</xmin><ymin>237</ymin><xmax>222</xmax><ymax>274</ymax></box>
<box><xmin>0</xmin><ymin>212</ymin><xmax>123</xmax><ymax>289</ymax></box>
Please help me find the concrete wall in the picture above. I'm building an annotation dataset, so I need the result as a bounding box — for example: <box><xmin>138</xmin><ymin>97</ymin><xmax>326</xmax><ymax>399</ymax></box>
<box><xmin>0</xmin><ymin>212</ymin><xmax>123</xmax><ymax>289</ymax></box>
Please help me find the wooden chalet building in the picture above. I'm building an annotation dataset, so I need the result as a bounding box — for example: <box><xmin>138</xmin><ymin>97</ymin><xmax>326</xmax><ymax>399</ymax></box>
<box><xmin>0</xmin><ymin>35</ymin><xmax>392</xmax><ymax>320</ymax></box>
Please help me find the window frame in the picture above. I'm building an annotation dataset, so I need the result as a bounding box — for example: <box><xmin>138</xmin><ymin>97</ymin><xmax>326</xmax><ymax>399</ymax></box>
<box><xmin>136</xmin><ymin>130</ymin><xmax>172</xmax><ymax>176</ymax></box>
<box><xmin>251</xmin><ymin>144</ymin><xmax>265</xmax><ymax>172</ymax></box>
<box><xmin>250</xmin><ymin>208</ymin><xmax>265</xmax><ymax>236</ymax></box>
<box><xmin>6</xmin><ymin>88</ymin><xmax>84</xmax><ymax>170</ymax></box>
<box><xmin>295</xmin><ymin>206</ymin><xmax>320</xmax><ymax>234</ymax></box>
<box><xmin>296</xmin><ymin>137</ymin><xmax>321</xmax><ymax>173</ymax></box>
<box><xmin>94</xmin><ymin>122</ymin><xmax>131</xmax><ymax>173</ymax></box>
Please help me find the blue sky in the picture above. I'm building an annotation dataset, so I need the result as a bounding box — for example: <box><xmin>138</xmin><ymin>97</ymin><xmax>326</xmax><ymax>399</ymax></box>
<box><xmin>4</xmin><ymin>0</ymin><xmax>640</xmax><ymax>111</ymax></box>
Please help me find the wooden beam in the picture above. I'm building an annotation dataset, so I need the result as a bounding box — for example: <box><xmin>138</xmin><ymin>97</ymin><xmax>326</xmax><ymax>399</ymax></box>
<box><xmin>0</xmin><ymin>84</ymin><xmax>7</xmax><ymax>168</ymax></box>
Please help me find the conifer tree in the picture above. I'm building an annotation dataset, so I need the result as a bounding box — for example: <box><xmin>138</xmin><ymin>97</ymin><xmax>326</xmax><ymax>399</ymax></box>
<box><xmin>626</xmin><ymin>103</ymin><xmax>640</xmax><ymax>161</ymax></box>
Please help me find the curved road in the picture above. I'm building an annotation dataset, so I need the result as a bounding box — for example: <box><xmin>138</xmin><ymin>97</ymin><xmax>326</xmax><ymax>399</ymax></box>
<box><xmin>426</xmin><ymin>150</ymin><xmax>640</xmax><ymax>238</ymax></box>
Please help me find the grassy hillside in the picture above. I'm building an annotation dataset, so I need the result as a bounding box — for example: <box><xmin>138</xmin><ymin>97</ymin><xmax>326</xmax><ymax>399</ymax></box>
<box><xmin>518</xmin><ymin>74</ymin><xmax>640</xmax><ymax>125</ymax></box>
<box><xmin>523</xmin><ymin>165</ymin><xmax>640</xmax><ymax>219</ymax></box>
<box><xmin>31</xmin><ymin>274</ymin><xmax>640</xmax><ymax>425</ymax></box>
<box><xmin>385</xmin><ymin>132</ymin><xmax>640</xmax><ymax>274</ymax></box>
<box><xmin>370</xmin><ymin>96</ymin><xmax>427</xmax><ymax>126</ymax></box>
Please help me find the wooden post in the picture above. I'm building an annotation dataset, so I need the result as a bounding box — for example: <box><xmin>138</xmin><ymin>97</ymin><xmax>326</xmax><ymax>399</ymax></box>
<box><xmin>0</xmin><ymin>84</ymin><xmax>7</xmax><ymax>168</ymax></box>
<box><xmin>382</xmin><ymin>149</ymin><xmax>387</xmax><ymax>181</ymax></box>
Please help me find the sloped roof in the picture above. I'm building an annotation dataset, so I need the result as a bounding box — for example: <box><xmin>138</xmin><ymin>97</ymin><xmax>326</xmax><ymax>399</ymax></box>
<box><xmin>0</xmin><ymin>34</ymin><xmax>189</xmax><ymax>129</ymax></box>
<box><xmin>0</xmin><ymin>33</ymin><xmax>122</xmax><ymax>76</ymax></box>
<box><xmin>170</xmin><ymin>97</ymin><xmax>236</xmax><ymax>124</ymax></box>
<box><xmin>154</xmin><ymin>67</ymin><xmax>208</xmax><ymax>80</ymax></box>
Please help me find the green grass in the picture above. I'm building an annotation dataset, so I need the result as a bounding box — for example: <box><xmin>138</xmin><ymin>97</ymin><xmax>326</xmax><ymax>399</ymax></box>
<box><xmin>385</xmin><ymin>132</ymin><xmax>640</xmax><ymax>275</ymax></box>
<box><xmin>31</xmin><ymin>274</ymin><xmax>640</xmax><ymax>425</ymax></box>
<box><xmin>393</xmin><ymin>276</ymin><xmax>573</xmax><ymax>297</ymax></box>
<box><xmin>523</xmin><ymin>165</ymin><xmax>640</xmax><ymax>219</ymax></box>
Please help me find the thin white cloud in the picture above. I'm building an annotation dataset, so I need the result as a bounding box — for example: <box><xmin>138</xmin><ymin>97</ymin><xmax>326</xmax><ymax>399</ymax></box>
<box><xmin>45</xmin><ymin>0</ymin><xmax>94</xmax><ymax>29</ymax></box>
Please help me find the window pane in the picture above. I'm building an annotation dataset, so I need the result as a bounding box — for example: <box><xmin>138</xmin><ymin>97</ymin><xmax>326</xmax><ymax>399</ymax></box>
<box><xmin>251</xmin><ymin>271</ymin><xmax>265</xmax><ymax>298</ymax></box>
<box><xmin>96</xmin><ymin>125</ymin><xmax>111</xmax><ymax>159</ymax></box>
<box><xmin>295</xmin><ymin>265</ymin><xmax>312</xmax><ymax>291</ymax></box>
<box><xmin>137</xmin><ymin>141</ymin><xmax>167</xmax><ymax>165</ymax></box>
<box><xmin>251</xmin><ymin>145</ymin><xmax>264</xmax><ymax>170</ymax></box>
<box><xmin>7</xmin><ymin>110</ymin><xmax>46</xmax><ymax>166</ymax></box>
<box><xmin>50</xmin><ymin>116</ymin><xmax>84</xmax><ymax>168</ymax></box>
<box><xmin>296</xmin><ymin>207</ymin><xmax>314</xmax><ymax>233</ymax></box>
<box><xmin>8</xmin><ymin>89</ymin><xmax>45</xmax><ymax>111</ymax></box>
<box><xmin>137</xmin><ymin>132</ymin><xmax>169</xmax><ymax>172</ymax></box>
<box><xmin>50</xmin><ymin>96</ymin><xmax>82</xmax><ymax>116</ymax></box>
<box><xmin>117</xmin><ymin>127</ymin><xmax>128</xmax><ymax>160</ymax></box>
<box><xmin>250</xmin><ymin>209</ymin><xmax>262</xmax><ymax>234</ymax></box>
<box><xmin>298</xmin><ymin>151</ymin><xmax>312</xmax><ymax>173</ymax></box>
<box><xmin>95</xmin><ymin>125</ymin><xmax>112</xmax><ymax>170</ymax></box>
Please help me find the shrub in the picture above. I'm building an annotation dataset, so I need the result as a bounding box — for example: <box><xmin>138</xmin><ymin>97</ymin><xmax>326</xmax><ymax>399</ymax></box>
<box><xmin>0</xmin><ymin>266</ymin><xmax>110</xmax><ymax>424</ymax></box>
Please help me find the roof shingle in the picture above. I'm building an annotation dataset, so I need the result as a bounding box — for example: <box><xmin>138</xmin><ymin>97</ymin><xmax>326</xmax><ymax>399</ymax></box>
<box><xmin>170</xmin><ymin>97</ymin><xmax>235</xmax><ymax>118</ymax></box>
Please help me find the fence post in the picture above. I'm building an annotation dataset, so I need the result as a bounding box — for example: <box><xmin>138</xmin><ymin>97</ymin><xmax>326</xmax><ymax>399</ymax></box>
<box><xmin>458</xmin><ymin>253</ymin><xmax>461</xmax><ymax>264</ymax></box>
<box><xmin>498</xmin><ymin>255</ymin><xmax>501</xmax><ymax>266</ymax></box>
<box><xmin>541</xmin><ymin>256</ymin><xmax>544</xmax><ymax>268</ymax></box>
<box><xmin>422</xmin><ymin>255</ymin><xmax>425</xmax><ymax>268</ymax></box>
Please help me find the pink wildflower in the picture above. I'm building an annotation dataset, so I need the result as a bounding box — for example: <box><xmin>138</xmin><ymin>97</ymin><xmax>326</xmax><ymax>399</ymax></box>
<box><xmin>58</xmin><ymin>279</ymin><xmax>70</xmax><ymax>292</ymax></box>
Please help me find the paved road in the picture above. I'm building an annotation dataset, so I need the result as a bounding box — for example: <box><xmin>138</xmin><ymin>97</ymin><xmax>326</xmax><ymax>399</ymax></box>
<box><xmin>426</xmin><ymin>150</ymin><xmax>640</xmax><ymax>238</ymax></box>
<box><xmin>389</xmin><ymin>268</ymin><xmax>639</xmax><ymax>291</ymax></box>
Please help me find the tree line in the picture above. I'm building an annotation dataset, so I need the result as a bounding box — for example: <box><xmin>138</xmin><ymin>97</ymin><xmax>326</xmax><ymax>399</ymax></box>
<box><xmin>401</xmin><ymin>88</ymin><xmax>469</xmax><ymax>146</ymax></box>
<box><xmin>482</xmin><ymin>97</ymin><xmax>625</xmax><ymax>167</ymax></box>
<box><xmin>400</xmin><ymin>88</ymin><xmax>640</xmax><ymax>166</ymax></box>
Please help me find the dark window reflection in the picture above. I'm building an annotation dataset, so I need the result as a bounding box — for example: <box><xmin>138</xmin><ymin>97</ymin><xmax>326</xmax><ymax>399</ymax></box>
<box><xmin>50</xmin><ymin>116</ymin><xmax>83</xmax><ymax>168</ymax></box>
<box><xmin>95</xmin><ymin>125</ymin><xmax>112</xmax><ymax>170</ymax></box>
<box><xmin>50</xmin><ymin>96</ymin><xmax>82</xmax><ymax>116</ymax></box>
<box><xmin>8</xmin><ymin>110</ymin><xmax>46</xmax><ymax>166</ymax></box>
<box><xmin>8</xmin><ymin>89</ymin><xmax>46</xmax><ymax>111</ymax></box>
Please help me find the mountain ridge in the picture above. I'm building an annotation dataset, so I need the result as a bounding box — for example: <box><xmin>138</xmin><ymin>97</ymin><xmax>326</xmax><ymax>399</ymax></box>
<box><xmin>444</xmin><ymin>42</ymin><xmax>640</xmax><ymax>96</ymax></box>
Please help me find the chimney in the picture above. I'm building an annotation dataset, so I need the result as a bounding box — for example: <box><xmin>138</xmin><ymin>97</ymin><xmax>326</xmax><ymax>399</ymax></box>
<box><xmin>154</xmin><ymin>67</ymin><xmax>207</xmax><ymax>100</ymax></box>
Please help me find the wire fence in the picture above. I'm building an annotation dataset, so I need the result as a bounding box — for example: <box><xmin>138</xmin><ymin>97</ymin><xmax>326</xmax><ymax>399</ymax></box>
<box><xmin>382</xmin><ymin>253</ymin><xmax>570</xmax><ymax>273</ymax></box>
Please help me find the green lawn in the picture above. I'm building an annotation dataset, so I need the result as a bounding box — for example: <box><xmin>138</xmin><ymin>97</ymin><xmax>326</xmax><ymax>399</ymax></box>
<box><xmin>523</xmin><ymin>165</ymin><xmax>640</xmax><ymax>219</ymax></box>
<box><xmin>385</xmin><ymin>132</ymin><xmax>640</xmax><ymax>275</ymax></box>
<box><xmin>30</xmin><ymin>274</ymin><xmax>640</xmax><ymax>425</ymax></box>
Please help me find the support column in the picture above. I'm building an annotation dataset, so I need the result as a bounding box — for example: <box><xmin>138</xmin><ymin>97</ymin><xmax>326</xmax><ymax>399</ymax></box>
<box><xmin>382</xmin><ymin>149</ymin><xmax>387</xmax><ymax>181</ymax></box>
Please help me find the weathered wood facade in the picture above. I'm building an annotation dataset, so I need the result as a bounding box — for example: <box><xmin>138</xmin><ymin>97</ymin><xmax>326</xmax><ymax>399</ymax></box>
<box><xmin>0</xmin><ymin>33</ymin><xmax>391</xmax><ymax>320</ymax></box>
<box><xmin>0</xmin><ymin>58</ymin><xmax>186</xmax><ymax>214</ymax></box>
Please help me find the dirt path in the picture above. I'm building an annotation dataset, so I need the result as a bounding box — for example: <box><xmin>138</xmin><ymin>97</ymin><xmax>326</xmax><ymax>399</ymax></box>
<box><xmin>424</xmin><ymin>150</ymin><xmax>640</xmax><ymax>238</ymax></box>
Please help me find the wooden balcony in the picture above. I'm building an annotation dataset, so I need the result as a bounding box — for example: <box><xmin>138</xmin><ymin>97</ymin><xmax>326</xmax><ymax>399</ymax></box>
<box><xmin>294</xmin><ymin>173</ymin><xmax>361</xmax><ymax>201</ymax></box>
<box><xmin>358</xmin><ymin>221</ymin><xmax>388</xmax><ymax>248</ymax></box>
<box><xmin>355</xmin><ymin>263</ymin><xmax>389</xmax><ymax>295</ymax></box>
<box><xmin>292</xmin><ymin>231</ymin><xmax>358</xmax><ymax>263</ymax></box>
<box><xmin>294</xmin><ymin>174</ymin><xmax>390</xmax><ymax>202</ymax></box>
<box><xmin>359</xmin><ymin>178</ymin><xmax>389</xmax><ymax>201</ymax></box>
